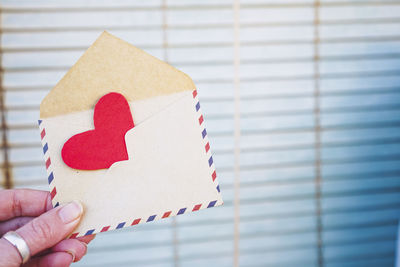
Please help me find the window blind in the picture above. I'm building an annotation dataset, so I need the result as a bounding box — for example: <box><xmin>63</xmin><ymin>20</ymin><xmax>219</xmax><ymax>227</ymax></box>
<box><xmin>1</xmin><ymin>0</ymin><xmax>400</xmax><ymax>266</ymax></box>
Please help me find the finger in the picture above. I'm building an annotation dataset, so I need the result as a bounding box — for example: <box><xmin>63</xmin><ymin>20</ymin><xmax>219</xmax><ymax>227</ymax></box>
<box><xmin>24</xmin><ymin>252</ymin><xmax>73</xmax><ymax>267</ymax></box>
<box><xmin>16</xmin><ymin>201</ymin><xmax>83</xmax><ymax>256</ymax></box>
<box><xmin>0</xmin><ymin>217</ymin><xmax>34</xmax><ymax>236</ymax></box>
<box><xmin>51</xmin><ymin>239</ymin><xmax>87</xmax><ymax>262</ymax></box>
<box><xmin>0</xmin><ymin>189</ymin><xmax>52</xmax><ymax>221</ymax></box>
<box><xmin>76</xmin><ymin>234</ymin><xmax>96</xmax><ymax>244</ymax></box>
<box><xmin>0</xmin><ymin>238</ymin><xmax>22</xmax><ymax>267</ymax></box>
<box><xmin>32</xmin><ymin>234</ymin><xmax>95</xmax><ymax>259</ymax></box>
<box><xmin>0</xmin><ymin>202</ymin><xmax>83</xmax><ymax>266</ymax></box>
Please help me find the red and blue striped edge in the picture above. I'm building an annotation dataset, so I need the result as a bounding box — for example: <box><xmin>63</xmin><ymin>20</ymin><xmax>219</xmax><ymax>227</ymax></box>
<box><xmin>38</xmin><ymin>89</ymin><xmax>222</xmax><ymax>238</ymax></box>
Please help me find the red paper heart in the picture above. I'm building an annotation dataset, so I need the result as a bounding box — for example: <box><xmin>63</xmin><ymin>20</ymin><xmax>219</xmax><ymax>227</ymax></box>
<box><xmin>62</xmin><ymin>92</ymin><xmax>134</xmax><ymax>170</ymax></box>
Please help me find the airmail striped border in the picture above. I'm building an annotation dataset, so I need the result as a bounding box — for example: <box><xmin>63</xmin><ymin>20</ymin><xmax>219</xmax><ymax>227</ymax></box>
<box><xmin>192</xmin><ymin>89</ymin><xmax>221</xmax><ymax>194</ymax></box>
<box><xmin>38</xmin><ymin>120</ymin><xmax>60</xmax><ymax>208</ymax></box>
<box><xmin>69</xmin><ymin>199</ymin><xmax>220</xmax><ymax>238</ymax></box>
<box><xmin>38</xmin><ymin>89</ymin><xmax>222</xmax><ymax>238</ymax></box>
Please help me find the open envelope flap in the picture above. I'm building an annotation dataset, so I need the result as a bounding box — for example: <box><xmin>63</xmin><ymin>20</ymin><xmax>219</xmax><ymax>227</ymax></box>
<box><xmin>39</xmin><ymin>90</ymin><xmax>222</xmax><ymax>237</ymax></box>
<box><xmin>40</xmin><ymin>31</ymin><xmax>195</xmax><ymax>118</ymax></box>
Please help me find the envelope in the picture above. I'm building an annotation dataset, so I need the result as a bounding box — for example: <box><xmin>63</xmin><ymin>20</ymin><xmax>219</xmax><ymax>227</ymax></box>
<box><xmin>38</xmin><ymin>32</ymin><xmax>223</xmax><ymax>237</ymax></box>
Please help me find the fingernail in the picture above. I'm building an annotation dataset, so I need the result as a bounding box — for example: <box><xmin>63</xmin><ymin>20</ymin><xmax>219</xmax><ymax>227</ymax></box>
<box><xmin>58</xmin><ymin>201</ymin><xmax>83</xmax><ymax>223</ymax></box>
<box><xmin>66</xmin><ymin>250</ymin><xmax>76</xmax><ymax>262</ymax></box>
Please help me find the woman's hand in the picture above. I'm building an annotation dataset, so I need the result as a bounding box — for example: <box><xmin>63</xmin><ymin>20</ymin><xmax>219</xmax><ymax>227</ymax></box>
<box><xmin>0</xmin><ymin>189</ymin><xmax>95</xmax><ymax>267</ymax></box>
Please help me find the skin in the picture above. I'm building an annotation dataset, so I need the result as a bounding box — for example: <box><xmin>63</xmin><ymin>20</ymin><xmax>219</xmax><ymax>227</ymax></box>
<box><xmin>0</xmin><ymin>189</ymin><xmax>95</xmax><ymax>267</ymax></box>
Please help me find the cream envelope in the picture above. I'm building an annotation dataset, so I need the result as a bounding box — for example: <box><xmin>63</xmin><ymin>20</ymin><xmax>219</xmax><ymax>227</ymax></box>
<box><xmin>38</xmin><ymin>32</ymin><xmax>222</xmax><ymax>237</ymax></box>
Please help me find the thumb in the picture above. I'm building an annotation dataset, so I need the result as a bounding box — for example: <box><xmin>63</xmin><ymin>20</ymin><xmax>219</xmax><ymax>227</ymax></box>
<box><xmin>17</xmin><ymin>201</ymin><xmax>83</xmax><ymax>257</ymax></box>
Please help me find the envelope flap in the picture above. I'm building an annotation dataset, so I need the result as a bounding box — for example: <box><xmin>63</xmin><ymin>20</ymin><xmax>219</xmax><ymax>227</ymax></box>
<box><xmin>40</xmin><ymin>31</ymin><xmax>196</xmax><ymax>118</ymax></box>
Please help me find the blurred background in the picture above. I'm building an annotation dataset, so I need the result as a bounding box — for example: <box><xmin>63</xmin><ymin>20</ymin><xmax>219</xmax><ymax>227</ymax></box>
<box><xmin>1</xmin><ymin>0</ymin><xmax>400</xmax><ymax>266</ymax></box>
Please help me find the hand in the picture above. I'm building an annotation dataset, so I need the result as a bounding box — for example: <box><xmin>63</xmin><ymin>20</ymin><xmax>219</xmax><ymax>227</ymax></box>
<box><xmin>0</xmin><ymin>189</ymin><xmax>95</xmax><ymax>267</ymax></box>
